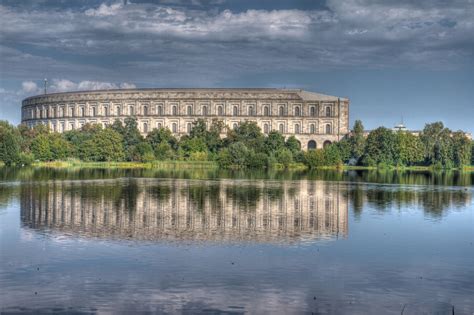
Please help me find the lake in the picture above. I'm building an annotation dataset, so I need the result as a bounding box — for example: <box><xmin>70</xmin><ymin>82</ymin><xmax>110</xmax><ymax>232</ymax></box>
<box><xmin>1</xmin><ymin>168</ymin><xmax>473</xmax><ymax>314</ymax></box>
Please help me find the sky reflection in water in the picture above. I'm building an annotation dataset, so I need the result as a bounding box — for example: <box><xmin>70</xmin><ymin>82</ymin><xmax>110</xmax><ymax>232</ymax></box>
<box><xmin>0</xmin><ymin>169</ymin><xmax>473</xmax><ymax>314</ymax></box>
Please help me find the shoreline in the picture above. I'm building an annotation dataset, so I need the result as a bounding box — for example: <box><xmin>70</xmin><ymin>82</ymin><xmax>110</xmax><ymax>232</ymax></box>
<box><xmin>5</xmin><ymin>160</ymin><xmax>471</xmax><ymax>172</ymax></box>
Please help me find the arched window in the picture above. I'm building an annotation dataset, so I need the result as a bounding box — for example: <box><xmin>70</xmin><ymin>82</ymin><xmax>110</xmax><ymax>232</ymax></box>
<box><xmin>325</xmin><ymin>106</ymin><xmax>331</xmax><ymax>117</ymax></box>
<box><xmin>279</xmin><ymin>124</ymin><xmax>284</xmax><ymax>133</ymax></box>
<box><xmin>172</xmin><ymin>106</ymin><xmax>177</xmax><ymax>115</ymax></box>
<box><xmin>310</xmin><ymin>106</ymin><xmax>316</xmax><ymax>116</ymax></box>
<box><xmin>53</xmin><ymin>107</ymin><xmax>57</xmax><ymax>117</ymax></box>
<box><xmin>323</xmin><ymin>140</ymin><xmax>332</xmax><ymax>148</ymax></box>
<box><xmin>157</xmin><ymin>122</ymin><xmax>162</xmax><ymax>129</ymax></box>
<box><xmin>326</xmin><ymin>124</ymin><xmax>332</xmax><ymax>134</ymax></box>
<box><xmin>157</xmin><ymin>106</ymin><xmax>163</xmax><ymax>116</ymax></box>
<box><xmin>172</xmin><ymin>123</ymin><xmax>178</xmax><ymax>133</ymax></box>
<box><xmin>279</xmin><ymin>106</ymin><xmax>285</xmax><ymax>116</ymax></box>
<box><xmin>295</xmin><ymin>106</ymin><xmax>301</xmax><ymax>116</ymax></box>
<box><xmin>91</xmin><ymin>107</ymin><xmax>96</xmax><ymax>116</ymax></box>
<box><xmin>187</xmin><ymin>123</ymin><xmax>192</xmax><ymax>133</ymax></box>
<box><xmin>129</xmin><ymin>106</ymin><xmax>134</xmax><ymax>116</ymax></box>
<box><xmin>69</xmin><ymin>107</ymin><xmax>74</xmax><ymax>117</ymax></box>
<box><xmin>263</xmin><ymin>106</ymin><xmax>270</xmax><ymax>116</ymax></box>
<box><xmin>187</xmin><ymin>106</ymin><xmax>193</xmax><ymax>116</ymax></box>
<box><xmin>143</xmin><ymin>122</ymin><xmax>148</xmax><ymax>133</ymax></box>
<box><xmin>233</xmin><ymin>123</ymin><xmax>238</xmax><ymax>130</ymax></box>
<box><xmin>202</xmin><ymin>106</ymin><xmax>208</xmax><ymax>116</ymax></box>
<box><xmin>264</xmin><ymin>124</ymin><xmax>269</xmax><ymax>134</ymax></box>
<box><xmin>217</xmin><ymin>106</ymin><xmax>223</xmax><ymax>116</ymax></box>
<box><xmin>103</xmin><ymin>106</ymin><xmax>108</xmax><ymax>116</ymax></box>
<box><xmin>116</xmin><ymin>106</ymin><xmax>121</xmax><ymax>116</ymax></box>
<box><xmin>80</xmin><ymin>107</ymin><xmax>85</xmax><ymax>117</ymax></box>
<box><xmin>295</xmin><ymin>124</ymin><xmax>300</xmax><ymax>134</ymax></box>
<box><xmin>248</xmin><ymin>106</ymin><xmax>254</xmax><ymax>116</ymax></box>
<box><xmin>308</xmin><ymin>140</ymin><xmax>317</xmax><ymax>150</ymax></box>
<box><xmin>143</xmin><ymin>106</ymin><xmax>148</xmax><ymax>116</ymax></box>
<box><xmin>310</xmin><ymin>124</ymin><xmax>316</xmax><ymax>134</ymax></box>
<box><xmin>233</xmin><ymin>106</ymin><xmax>238</xmax><ymax>116</ymax></box>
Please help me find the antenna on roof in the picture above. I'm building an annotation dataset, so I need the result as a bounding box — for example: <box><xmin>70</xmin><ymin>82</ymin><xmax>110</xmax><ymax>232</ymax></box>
<box><xmin>44</xmin><ymin>78</ymin><xmax>48</xmax><ymax>95</ymax></box>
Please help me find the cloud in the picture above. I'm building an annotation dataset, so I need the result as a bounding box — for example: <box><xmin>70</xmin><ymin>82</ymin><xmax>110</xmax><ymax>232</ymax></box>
<box><xmin>47</xmin><ymin>79</ymin><xmax>137</xmax><ymax>92</ymax></box>
<box><xmin>0</xmin><ymin>79</ymin><xmax>137</xmax><ymax>124</ymax></box>
<box><xmin>84</xmin><ymin>2</ymin><xmax>123</xmax><ymax>17</ymax></box>
<box><xmin>21</xmin><ymin>81</ymin><xmax>41</xmax><ymax>93</ymax></box>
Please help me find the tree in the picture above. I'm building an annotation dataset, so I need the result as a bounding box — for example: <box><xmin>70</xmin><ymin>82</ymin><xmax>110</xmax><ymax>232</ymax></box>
<box><xmin>394</xmin><ymin>131</ymin><xmax>424</xmax><ymax>166</ymax></box>
<box><xmin>285</xmin><ymin>136</ymin><xmax>301</xmax><ymax>155</ymax></box>
<box><xmin>227</xmin><ymin>121</ymin><xmax>264</xmax><ymax>152</ymax></box>
<box><xmin>275</xmin><ymin>148</ymin><xmax>293</xmax><ymax>168</ymax></box>
<box><xmin>129</xmin><ymin>142</ymin><xmax>154</xmax><ymax>162</ymax></box>
<box><xmin>30</xmin><ymin>134</ymin><xmax>52</xmax><ymax>161</ymax></box>
<box><xmin>146</xmin><ymin>127</ymin><xmax>178</xmax><ymax>151</ymax></box>
<box><xmin>304</xmin><ymin>149</ymin><xmax>325</xmax><ymax>168</ymax></box>
<box><xmin>323</xmin><ymin>144</ymin><xmax>342</xmax><ymax>166</ymax></box>
<box><xmin>471</xmin><ymin>141</ymin><xmax>474</xmax><ymax>165</ymax></box>
<box><xmin>154</xmin><ymin>142</ymin><xmax>175</xmax><ymax>160</ymax></box>
<box><xmin>362</xmin><ymin>127</ymin><xmax>396</xmax><ymax>166</ymax></box>
<box><xmin>264</xmin><ymin>131</ymin><xmax>286</xmax><ymax>155</ymax></box>
<box><xmin>0</xmin><ymin>121</ymin><xmax>21</xmax><ymax>165</ymax></box>
<box><xmin>87</xmin><ymin>128</ymin><xmax>125</xmax><ymax>161</ymax></box>
<box><xmin>48</xmin><ymin>133</ymin><xmax>71</xmax><ymax>160</ymax></box>
<box><xmin>451</xmin><ymin>131</ymin><xmax>472</xmax><ymax>167</ymax></box>
<box><xmin>350</xmin><ymin>120</ymin><xmax>365</xmax><ymax>162</ymax></box>
<box><xmin>179</xmin><ymin>137</ymin><xmax>208</xmax><ymax>158</ymax></box>
<box><xmin>420</xmin><ymin>122</ymin><xmax>454</xmax><ymax>167</ymax></box>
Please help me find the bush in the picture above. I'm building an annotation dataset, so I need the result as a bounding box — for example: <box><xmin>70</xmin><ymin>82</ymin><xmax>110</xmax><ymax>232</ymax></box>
<box><xmin>304</xmin><ymin>149</ymin><xmax>325</xmax><ymax>168</ymax></box>
<box><xmin>247</xmin><ymin>152</ymin><xmax>269</xmax><ymax>169</ymax></box>
<box><xmin>189</xmin><ymin>151</ymin><xmax>208</xmax><ymax>161</ymax></box>
<box><xmin>275</xmin><ymin>148</ymin><xmax>293</xmax><ymax>168</ymax></box>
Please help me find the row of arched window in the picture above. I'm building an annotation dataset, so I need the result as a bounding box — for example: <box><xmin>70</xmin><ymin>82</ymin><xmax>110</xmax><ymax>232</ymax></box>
<box><xmin>144</xmin><ymin>122</ymin><xmax>332</xmax><ymax>135</ymax></box>
<box><xmin>25</xmin><ymin>104</ymin><xmax>334</xmax><ymax>119</ymax></box>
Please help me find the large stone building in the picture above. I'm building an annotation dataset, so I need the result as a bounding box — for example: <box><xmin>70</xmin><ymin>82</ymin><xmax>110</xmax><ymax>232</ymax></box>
<box><xmin>21</xmin><ymin>88</ymin><xmax>350</xmax><ymax>150</ymax></box>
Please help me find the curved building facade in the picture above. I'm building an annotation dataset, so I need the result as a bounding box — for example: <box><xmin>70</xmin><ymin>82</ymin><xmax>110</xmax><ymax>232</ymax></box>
<box><xmin>21</xmin><ymin>88</ymin><xmax>349</xmax><ymax>149</ymax></box>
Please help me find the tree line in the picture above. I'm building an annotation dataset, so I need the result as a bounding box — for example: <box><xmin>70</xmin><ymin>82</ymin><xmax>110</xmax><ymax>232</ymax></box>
<box><xmin>0</xmin><ymin>118</ymin><xmax>472</xmax><ymax>169</ymax></box>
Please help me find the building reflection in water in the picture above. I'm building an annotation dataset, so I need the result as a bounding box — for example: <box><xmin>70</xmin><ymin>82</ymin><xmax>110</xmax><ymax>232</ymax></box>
<box><xmin>20</xmin><ymin>179</ymin><xmax>348</xmax><ymax>244</ymax></box>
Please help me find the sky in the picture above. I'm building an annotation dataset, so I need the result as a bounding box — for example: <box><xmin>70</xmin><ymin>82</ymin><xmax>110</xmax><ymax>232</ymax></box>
<box><xmin>0</xmin><ymin>0</ymin><xmax>473</xmax><ymax>133</ymax></box>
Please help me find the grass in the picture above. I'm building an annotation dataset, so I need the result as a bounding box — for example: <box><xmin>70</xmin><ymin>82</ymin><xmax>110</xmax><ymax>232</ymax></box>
<box><xmin>32</xmin><ymin>160</ymin><xmax>219</xmax><ymax>170</ymax></box>
<box><xmin>12</xmin><ymin>159</ymin><xmax>474</xmax><ymax>172</ymax></box>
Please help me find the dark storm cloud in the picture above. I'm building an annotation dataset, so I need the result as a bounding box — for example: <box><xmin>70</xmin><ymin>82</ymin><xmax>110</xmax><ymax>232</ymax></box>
<box><xmin>0</xmin><ymin>0</ymin><xmax>473</xmax><ymax>126</ymax></box>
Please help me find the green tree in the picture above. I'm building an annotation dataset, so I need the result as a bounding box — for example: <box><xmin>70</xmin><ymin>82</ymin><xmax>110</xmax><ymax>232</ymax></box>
<box><xmin>48</xmin><ymin>133</ymin><xmax>71</xmax><ymax>160</ymax></box>
<box><xmin>362</xmin><ymin>127</ymin><xmax>396</xmax><ymax>166</ymax></box>
<box><xmin>247</xmin><ymin>151</ymin><xmax>269</xmax><ymax>169</ymax></box>
<box><xmin>451</xmin><ymin>131</ymin><xmax>472</xmax><ymax>167</ymax></box>
<box><xmin>218</xmin><ymin>142</ymin><xmax>251</xmax><ymax>169</ymax></box>
<box><xmin>471</xmin><ymin>141</ymin><xmax>474</xmax><ymax>165</ymax></box>
<box><xmin>179</xmin><ymin>137</ymin><xmax>208</xmax><ymax>158</ymax></box>
<box><xmin>275</xmin><ymin>148</ymin><xmax>293</xmax><ymax>168</ymax></box>
<box><xmin>394</xmin><ymin>131</ymin><xmax>424</xmax><ymax>166</ymax></box>
<box><xmin>324</xmin><ymin>144</ymin><xmax>342</xmax><ymax>166</ymax></box>
<box><xmin>129</xmin><ymin>142</ymin><xmax>154</xmax><ymax>162</ymax></box>
<box><xmin>0</xmin><ymin>121</ymin><xmax>21</xmax><ymax>165</ymax></box>
<box><xmin>88</xmin><ymin>128</ymin><xmax>125</xmax><ymax>161</ymax></box>
<box><xmin>30</xmin><ymin>134</ymin><xmax>52</xmax><ymax>161</ymax></box>
<box><xmin>350</xmin><ymin>120</ymin><xmax>365</xmax><ymax>162</ymax></box>
<box><xmin>285</xmin><ymin>136</ymin><xmax>301</xmax><ymax>155</ymax></box>
<box><xmin>227</xmin><ymin>121</ymin><xmax>264</xmax><ymax>152</ymax></box>
<box><xmin>264</xmin><ymin>131</ymin><xmax>286</xmax><ymax>155</ymax></box>
<box><xmin>304</xmin><ymin>149</ymin><xmax>325</xmax><ymax>169</ymax></box>
<box><xmin>146</xmin><ymin>127</ymin><xmax>178</xmax><ymax>151</ymax></box>
<box><xmin>420</xmin><ymin>122</ymin><xmax>454</xmax><ymax>167</ymax></box>
<box><xmin>154</xmin><ymin>142</ymin><xmax>175</xmax><ymax>160</ymax></box>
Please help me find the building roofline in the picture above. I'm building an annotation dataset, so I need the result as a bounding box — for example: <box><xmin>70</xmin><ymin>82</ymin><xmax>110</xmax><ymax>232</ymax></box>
<box><xmin>22</xmin><ymin>88</ymin><xmax>349</xmax><ymax>102</ymax></box>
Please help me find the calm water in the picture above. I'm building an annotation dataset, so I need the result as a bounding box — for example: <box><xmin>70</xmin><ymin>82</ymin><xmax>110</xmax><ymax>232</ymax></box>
<box><xmin>0</xmin><ymin>168</ymin><xmax>473</xmax><ymax>314</ymax></box>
